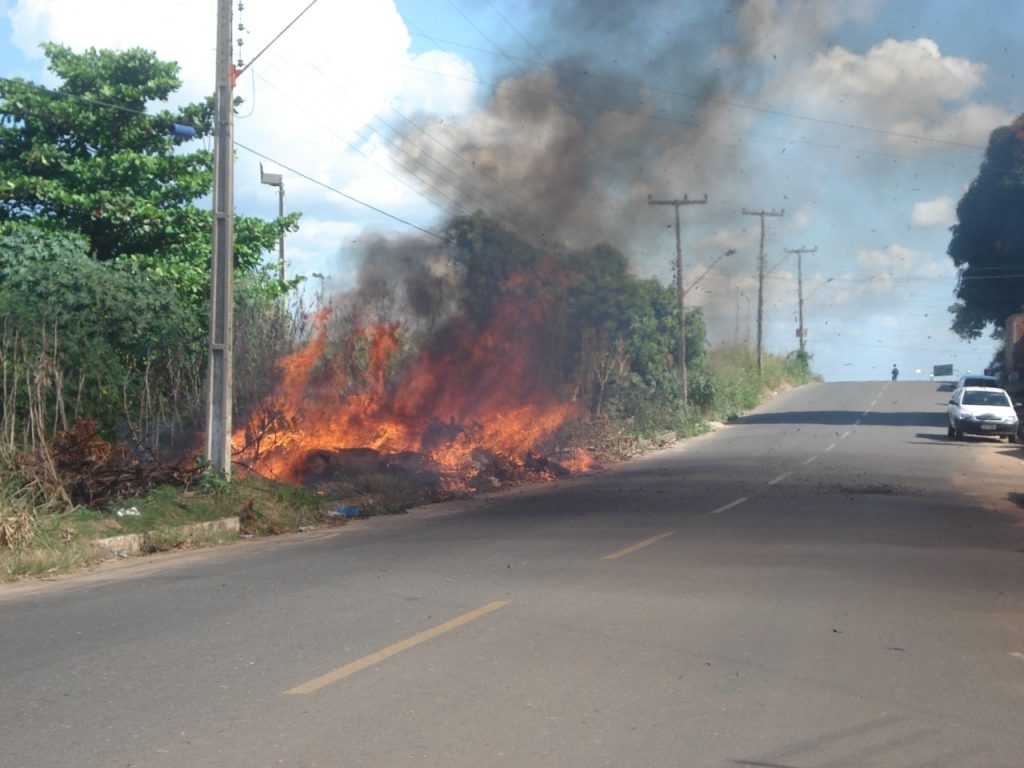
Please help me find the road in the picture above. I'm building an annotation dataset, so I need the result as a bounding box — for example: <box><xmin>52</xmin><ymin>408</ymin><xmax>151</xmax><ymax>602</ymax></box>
<box><xmin>2</xmin><ymin>381</ymin><xmax>1023</xmax><ymax>767</ymax></box>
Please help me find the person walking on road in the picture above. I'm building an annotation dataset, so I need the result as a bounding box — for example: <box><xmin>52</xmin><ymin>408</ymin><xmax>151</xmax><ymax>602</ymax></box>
<box><xmin>891</xmin><ymin>364</ymin><xmax>899</xmax><ymax>381</ymax></box>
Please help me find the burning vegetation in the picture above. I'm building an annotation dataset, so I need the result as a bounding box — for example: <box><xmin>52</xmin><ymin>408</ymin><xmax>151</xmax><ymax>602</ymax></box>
<box><xmin>234</xmin><ymin>213</ymin><xmax>689</xmax><ymax>498</ymax></box>
<box><xmin>232</xmin><ymin>2</ymin><xmax>827</xmax><ymax>503</ymax></box>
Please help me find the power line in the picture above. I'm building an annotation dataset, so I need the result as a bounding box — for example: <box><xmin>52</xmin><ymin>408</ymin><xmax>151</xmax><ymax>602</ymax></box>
<box><xmin>298</xmin><ymin>58</ymin><xmax>555</xmax><ymax>233</ymax></box>
<box><xmin>389</xmin><ymin>56</ymin><xmax>984</xmax><ymax>174</ymax></box>
<box><xmin>446</xmin><ymin>0</ymin><xmax>512</xmax><ymax>61</ymax></box>
<box><xmin>248</xmin><ymin>44</ymin><xmax>564</xmax><ymax>241</ymax></box>
<box><xmin>233</xmin><ymin>0</ymin><xmax>324</xmax><ymax>82</ymax></box>
<box><xmin>404</xmin><ymin>30</ymin><xmax>988</xmax><ymax>151</ymax></box>
<box><xmin>762</xmin><ymin>272</ymin><xmax>1024</xmax><ymax>284</ymax></box>
<box><xmin>0</xmin><ymin>77</ymin><xmax>194</xmax><ymax>128</ymax></box>
<box><xmin>1</xmin><ymin>76</ymin><xmax>454</xmax><ymax>241</ymax></box>
<box><xmin>7</xmin><ymin>70</ymin><xmax>984</xmax><ymax>178</ymax></box>
<box><xmin>252</xmin><ymin>67</ymin><xmax>466</xmax><ymax>219</ymax></box>
<box><xmin>235</xmin><ymin>141</ymin><xmax>447</xmax><ymax>241</ymax></box>
<box><xmin>483</xmin><ymin>0</ymin><xmax>550</xmax><ymax>66</ymax></box>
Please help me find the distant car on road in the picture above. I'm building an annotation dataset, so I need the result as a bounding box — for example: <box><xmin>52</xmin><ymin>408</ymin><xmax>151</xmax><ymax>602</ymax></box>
<box><xmin>947</xmin><ymin>386</ymin><xmax>1019</xmax><ymax>441</ymax></box>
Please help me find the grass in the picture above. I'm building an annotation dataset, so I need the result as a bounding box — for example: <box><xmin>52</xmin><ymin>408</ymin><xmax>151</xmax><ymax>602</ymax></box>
<box><xmin>0</xmin><ymin>460</ymin><xmax>438</xmax><ymax>581</ymax></box>
<box><xmin>0</xmin><ymin>470</ymin><xmax>335</xmax><ymax>582</ymax></box>
<box><xmin>703</xmin><ymin>346</ymin><xmax>821</xmax><ymax>422</ymax></box>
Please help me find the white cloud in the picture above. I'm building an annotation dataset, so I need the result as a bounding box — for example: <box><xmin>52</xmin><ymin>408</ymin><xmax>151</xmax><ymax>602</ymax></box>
<box><xmin>10</xmin><ymin>0</ymin><xmax>218</xmax><ymax>99</ymax></box>
<box><xmin>813</xmin><ymin>38</ymin><xmax>985</xmax><ymax>107</ymax></box>
<box><xmin>724</xmin><ymin>0</ymin><xmax>879</xmax><ymax>66</ymax></box>
<box><xmin>892</xmin><ymin>102</ymin><xmax>1014</xmax><ymax>149</ymax></box>
<box><xmin>397</xmin><ymin>51</ymin><xmax>480</xmax><ymax>116</ymax></box>
<box><xmin>784</xmin><ymin>37</ymin><xmax>1014</xmax><ymax>151</ymax></box>
<box><xmin>856</xmin><ymin>243</ymin><xmax>952</xmax><ymax>279</ymax></box>
<box><xmin>8</xmin><ymin>0</ymin><xmax>479</xmax><ymax>271</ymax></box>
<box><xmin>832</xmin><ymin>244</ymin><xmax>955</xmax><ymax>312</ymax></box>
<box><xmin>911</xmin><ymin>196</ymin><xmax>956</xmax><ymax>229</ymax></box>
<box><xmin>285</xmin><ymin>218</ymin><xmax>363</xmax><ymax>282</ymax></box>
<box><xmin>694</xmin><ymin>227</ymin><xmax>757</xmax><ymax>253</ymax></box>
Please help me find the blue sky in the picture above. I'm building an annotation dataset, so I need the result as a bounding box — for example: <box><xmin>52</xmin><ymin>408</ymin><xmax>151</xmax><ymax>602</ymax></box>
<box><xmin>2</xmin><ymin>0</ymin><xmax>1021</xmax><ymax>382</ymax></box>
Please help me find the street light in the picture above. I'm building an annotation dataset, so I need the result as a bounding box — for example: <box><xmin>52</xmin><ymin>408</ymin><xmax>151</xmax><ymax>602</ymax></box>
<box><xmin>311</xmin><ymin>272</ymin><xmax>325</xmax><ymax>308</ymax></box>
<box><xmin>260</xmin><ymin>163</ymin><xmax>285</xmax><ymax>282</ymax></box>
<box><xmin>686</xmin><ymin>249</ymin><xmax>736</xmax><ymax>296</ymax></box>
<box><xmin>805</xmin><ymin>276</ymin><xmax>834</xmax><ymax>302</ymax></box>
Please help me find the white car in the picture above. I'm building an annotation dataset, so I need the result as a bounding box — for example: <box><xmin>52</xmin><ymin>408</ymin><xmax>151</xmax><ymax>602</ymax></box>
<box><xmin>947</xmin><ymin>386</ymin><xmax>1019</xmax><ymax>441</ymax></box>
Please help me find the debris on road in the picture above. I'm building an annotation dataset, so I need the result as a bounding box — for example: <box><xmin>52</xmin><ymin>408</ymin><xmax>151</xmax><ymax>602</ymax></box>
<box><xmin>325</xmin><ymin>505</ymin><xmax>361</xmax><ymax>519</ymax></box>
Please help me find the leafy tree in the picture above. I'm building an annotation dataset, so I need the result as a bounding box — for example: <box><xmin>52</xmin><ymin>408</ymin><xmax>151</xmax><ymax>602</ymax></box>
<box><xmin>0</xmin><ymin>44</ymin><xmax>304</xmax><ymax>453</ymax></box>
<box><xmin>447</xmin><ymin>210</ymin><xmax>539</xmax><ymax>325</ymax></box>
<box><xmin>563</xmin><ymin>244</ymin><xmax>686</xmax><ymax>417</ymax></box>
<box><xmin>0</xmin><ymin>43</ymin><xmax>293</xmax><ymax>304</ymax></box>
<box><xmin>948</xmin><ymin>114</ymin><xmax>1024</xmax><ymax>338</ymax></box>
<box><xmin>442</xmin><ymin>213</ymin><xmax>706</xmax><ymax>433</ymax></box>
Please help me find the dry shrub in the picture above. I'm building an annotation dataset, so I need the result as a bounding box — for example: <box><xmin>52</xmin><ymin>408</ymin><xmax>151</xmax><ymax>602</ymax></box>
<box><xmin>0</xmin><ymin>509</ymin><xmax>34</xmax><ymax>550</ymax></box>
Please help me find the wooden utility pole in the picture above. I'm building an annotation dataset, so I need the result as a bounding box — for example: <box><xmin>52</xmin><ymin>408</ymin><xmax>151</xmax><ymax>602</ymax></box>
<box><xmin>649</xmin><ymin>193</ymin><xmax>707</xmax><ymax>403</ymax></box>
<box><xmin>742</xmin><ymin>208</ymin><xmax>785</xmax><ymax>377</ymax></box>
<box><xmin>206</xmin><ymin>0</ymin><xmax>236</xmax><ymax>478</ymax></box>
<box><xmin>784</xmin><ymin>246</ymin><xmax>816</xmax><ymax>353</ymax></box>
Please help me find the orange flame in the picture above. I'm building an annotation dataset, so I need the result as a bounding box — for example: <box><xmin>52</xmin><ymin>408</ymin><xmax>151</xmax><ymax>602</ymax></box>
<box><xmin>235</xmin><ymin>283</ymin><xmax>588</xmax><ymax>485</ymax></box>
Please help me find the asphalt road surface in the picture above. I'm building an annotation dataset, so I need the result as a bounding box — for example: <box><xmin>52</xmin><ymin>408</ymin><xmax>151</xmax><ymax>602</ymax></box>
<box><xmin>2</xmin><ymin>381</ymin><xmax>1023</xmax><ymax>767</ymax></box>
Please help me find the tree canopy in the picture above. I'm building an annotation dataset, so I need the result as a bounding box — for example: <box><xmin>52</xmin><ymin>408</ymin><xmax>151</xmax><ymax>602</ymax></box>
<box><xmin>948</xmin><ymin>114</ymin><xmax>1024</xmax><ymax>338</ymax></box>
<box><xmin>443</xmin><ymin>213</ymin><xmax>702</xmax><ymax>426</ymax></box>
<box><xmin>0</xmin><ymin>43</ymin><xmax>292</xmax><ymax>303</ymax></box>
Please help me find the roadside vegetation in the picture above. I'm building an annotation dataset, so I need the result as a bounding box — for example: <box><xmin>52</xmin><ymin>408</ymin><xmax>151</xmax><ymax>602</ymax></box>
<box><xmin>1</xmin><ymin>44</ymin><xmax>818</xmax><ymax>581</ymax></box>
<box><xmin>947</xmin><ymin>113</ymin><xmax>1024</xmax><ymax>341</ymax></box>
<box><xmin>1</xmin><ymin>341</ymin><xmax>816</xmax><ymax>581</ymax></box>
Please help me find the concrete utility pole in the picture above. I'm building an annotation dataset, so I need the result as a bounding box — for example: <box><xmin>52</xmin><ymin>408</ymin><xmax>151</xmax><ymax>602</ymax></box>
<box><xmin>784</xmin><ymin>246</ymin><xmax>816</xmax><ymax>353</ymax></box>
<box><xmin>205</xmin><ymin>1</ymin><xmax>318</xmax><ymax>478</ymax></box>
<box><xmin>742</xmin><ymin>208</ymin><xmax>785</xmax><ymax>377</ymax></box>
<box><xmin>649</xmin><ymin>193</ymin><xmax>707</xmax><ymax>403</ymax></box>
<box><xmin>206</xmin><ymin>0</ymin><xmax>235</xmax><ymax>478</ymax></box>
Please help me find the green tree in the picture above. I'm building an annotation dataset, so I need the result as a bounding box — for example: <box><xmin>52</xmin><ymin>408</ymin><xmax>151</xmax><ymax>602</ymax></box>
<box><xmin>447</xmin><ymin>210</ymin><xmax>539</xmax><ymax>325</ymax></box>
<box><xmin>0</xmin><ymin>43</ymin><xmax>292</xmax><ymax>303</ymax></box>
<box><xmin>948</xmin><ymin>114</ymin><xmax>1024</xmax><ymax>338</ymax></box>
<box><xmin>0</xmin><ymin>44</ymin><xmax>304</xmax><ymax>451</ymax></box>
<box><xmin>442</xmin><ymin>213</ymin><xmax>696</xmax><ymax>433</ymax></box>
<box><xmin>561</xmin><ymin>243</ymin><xmax>696</xmax><ymax>425</ymax></box>
<box><xmin>0</xmin><ymin>222</ymin><xmax>201</xmax><ymax>440</ymax></box>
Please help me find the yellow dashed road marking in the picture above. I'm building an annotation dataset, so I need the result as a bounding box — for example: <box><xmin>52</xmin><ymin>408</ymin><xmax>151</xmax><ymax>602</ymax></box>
<box><xmin>603</xmin><ymin>532</ymin><xmax>675</xmax><ymax>560</ymax></box>
<box><xmin>285</xmin><ymin>600</ymin><xmax>511</xmax><ymax>694</ymax></box>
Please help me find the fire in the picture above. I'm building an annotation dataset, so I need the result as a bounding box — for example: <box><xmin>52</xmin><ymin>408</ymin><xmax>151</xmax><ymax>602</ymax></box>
<box><xmin>234</xmin><ymin>281</ymin><xmax>591</xmax><ymax>488</ymax></box>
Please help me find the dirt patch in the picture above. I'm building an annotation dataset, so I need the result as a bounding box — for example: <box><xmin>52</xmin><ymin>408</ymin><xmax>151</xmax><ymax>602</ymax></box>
<box><xmin>951</xmin><ymin>442</ymin><xmax>1024</xmax><ymax>521</ymax></box>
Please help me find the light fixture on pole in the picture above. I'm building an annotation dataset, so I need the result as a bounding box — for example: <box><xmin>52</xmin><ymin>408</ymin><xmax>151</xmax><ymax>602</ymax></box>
<box><xmin>686</xmin><ymin>248</ymin><xmax>736</xmax><ymax>296</ymax></box>
<box><xmin>311</xmin><ymin>272</ymin><xmax>325</xmax><ymax>308</ymax></box>
<box><xmin>260</xmin><ymin>163</ymin><xmax>285</xmax><ymax>283</ymax></box>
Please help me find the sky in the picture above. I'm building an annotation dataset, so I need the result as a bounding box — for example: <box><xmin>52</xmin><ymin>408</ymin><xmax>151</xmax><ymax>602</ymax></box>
<box><xmin>2</xmin><ymin>0</ymin><xmax>1021</xmax><ymax>382</ymax></box>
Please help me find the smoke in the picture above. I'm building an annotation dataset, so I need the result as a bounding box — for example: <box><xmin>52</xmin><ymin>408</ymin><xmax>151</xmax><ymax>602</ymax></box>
<box><xmin>389</xmin><ymin>3</ymin><xmax>860</xmax><ymax>258</ymax></box>
<box><xmin>336</xmin><ymin>0</ymin><xmax>1002</xmax><ymax>366</ymax></box>
<box><xmin>346</xmin><ymin>232</ymin><xmax>459</xmax><ymax>332</ymax></box>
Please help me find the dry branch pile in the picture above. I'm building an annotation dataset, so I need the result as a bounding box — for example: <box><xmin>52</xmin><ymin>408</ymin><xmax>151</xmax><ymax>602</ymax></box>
<box><xmin>24</xmin><ymin>418</ymin><xmax>201</xmax><ymax>507</ymax></box>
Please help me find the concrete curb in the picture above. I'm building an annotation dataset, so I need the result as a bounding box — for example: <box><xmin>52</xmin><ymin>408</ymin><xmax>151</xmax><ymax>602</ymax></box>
<box><xmin>93</xmin><ymin>517</ymin><xmax>240</xmax><ymax>558</ymax></box>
